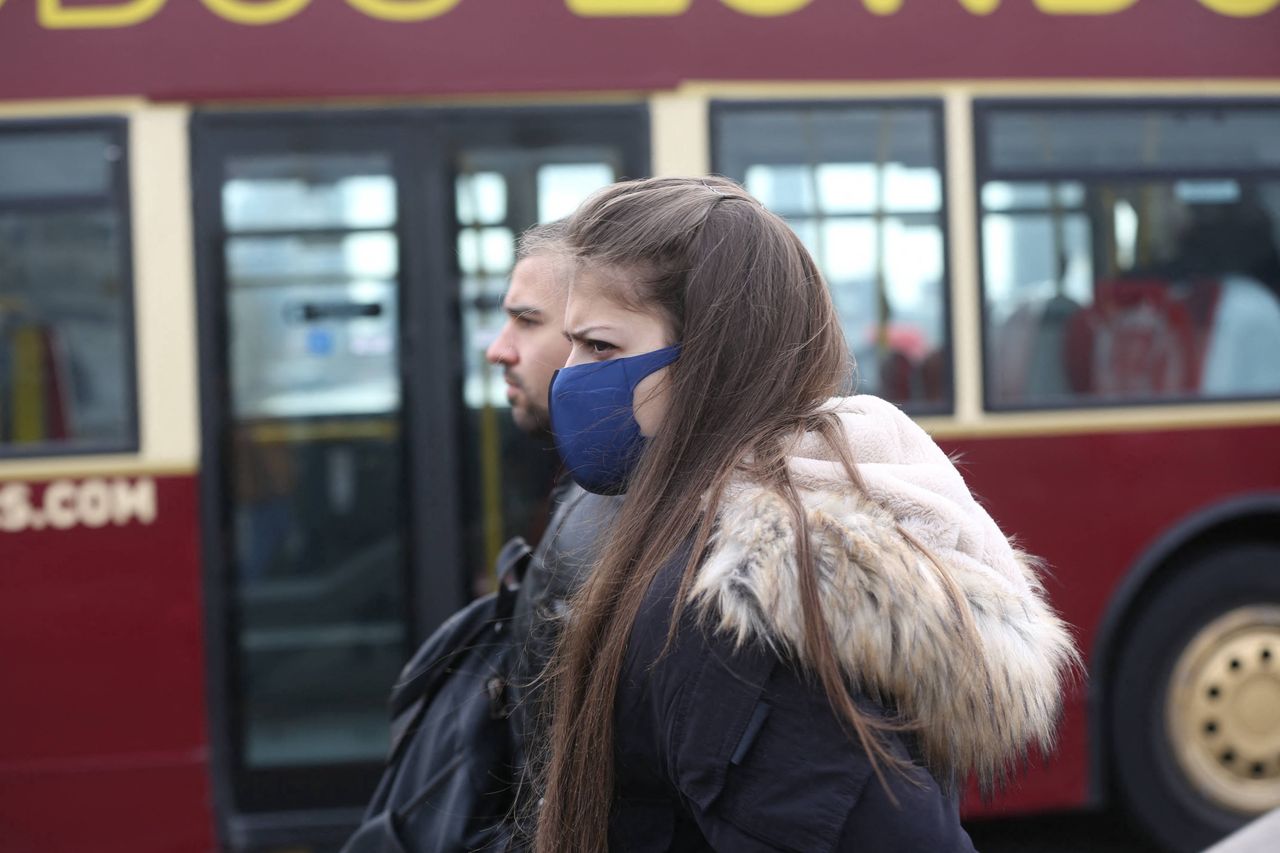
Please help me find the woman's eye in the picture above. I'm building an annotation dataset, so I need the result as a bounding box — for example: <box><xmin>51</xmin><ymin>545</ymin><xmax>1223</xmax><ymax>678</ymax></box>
<box><xmin>587</xmin><ymin>339</ymin><xmax>616</xmax><ymax>355</ymax></box>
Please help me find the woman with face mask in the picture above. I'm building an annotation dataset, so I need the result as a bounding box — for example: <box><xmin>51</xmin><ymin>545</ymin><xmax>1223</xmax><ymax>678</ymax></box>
<box><xmin>535</xmin><ymin>176</ymin><xmax>1078</xmax><ymax>853</ymax></box>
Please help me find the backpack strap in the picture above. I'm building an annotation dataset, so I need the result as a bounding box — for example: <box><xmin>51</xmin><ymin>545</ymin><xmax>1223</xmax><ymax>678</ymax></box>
<box><xmin>384</xmin><ymin>537</ymin><xmax>533</xmax><ymax>762</ymax></box>
<box><xmin>493</xmin><ymin>536</ymin><xmax>533</xmax><ymax>623</ymax></box>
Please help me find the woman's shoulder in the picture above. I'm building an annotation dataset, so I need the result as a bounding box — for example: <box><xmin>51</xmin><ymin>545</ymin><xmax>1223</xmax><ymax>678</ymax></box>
<box><xmin>622</xmin><ymin>605</ymin><xmax>975</xmax><ymax>852</ymax></box>
<box><xmin>622</xmin><ymin>544</ymin><xmax>769</xmax><ymax>701</ymax></box>
<box><xmin>615</xmin><ymin>547</ymin><xmax>778</xmax><ymax>803</ymax></box>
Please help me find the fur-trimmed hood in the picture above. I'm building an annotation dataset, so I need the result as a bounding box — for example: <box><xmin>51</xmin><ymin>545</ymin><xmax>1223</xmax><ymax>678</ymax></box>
<box><xmin>691</xmin><ymin>395</ymin><xmax>1079</xmax><ymax>789</ymax></box>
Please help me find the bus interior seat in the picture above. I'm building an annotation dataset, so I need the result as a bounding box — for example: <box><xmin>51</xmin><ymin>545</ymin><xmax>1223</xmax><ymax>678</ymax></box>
<box><xmin>920</xmin><ymin>348</ymin><xmax>947</xmax><ymax>403</ymax></box>
<box><xmin>992</xmin><ymin>292</ymin><xmax>1082</xmax><ymax>403</ymax></box>
<box><xmin>1064</xmin><ymin>279</ymin><xmax>1200</xmax><ymax>398</ymax></box>
<box><xmin>879</xmin><ymin>347</ymin><xmax>915</xmax><ymax>402</ymax></box>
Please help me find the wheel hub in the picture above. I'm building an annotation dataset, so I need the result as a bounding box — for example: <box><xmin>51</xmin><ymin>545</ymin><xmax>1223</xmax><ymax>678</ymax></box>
<box><xmin>1233</xmin><ymin>676</ymin><xmax>1280</xmax><ymax>735</ymax></box>
<box><xmin>1167</xmin><ymin>606</ymin><xmax>1280</xmax><ymax>814</ymax></box>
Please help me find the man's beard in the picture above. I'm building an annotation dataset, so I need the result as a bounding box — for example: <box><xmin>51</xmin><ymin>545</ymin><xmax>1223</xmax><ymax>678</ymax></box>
<box><xmin>505</xmin><ymin>369</ymin><xmax>552</xmax><ymax>435</ymax></box>
<box><xmin>512</xmin><ymin>397</ymin><xmax>552</xmax><ymax>436</ymax></box>
<box><xmin>506</xmin><ymin>379</ymin><xmax>552</xmax><ymax>435</ymax></box>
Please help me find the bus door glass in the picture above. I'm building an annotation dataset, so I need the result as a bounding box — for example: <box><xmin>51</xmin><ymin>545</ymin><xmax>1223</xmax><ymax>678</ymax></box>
<box><xmin>449</xmin><ymin>119</ymin><xmax>647</xmax><ymax>591</ymax></box>
<box><xmin>200</xmin><ymin>125</ymin><xmax>420</xmax><ymax>815</ymax></box>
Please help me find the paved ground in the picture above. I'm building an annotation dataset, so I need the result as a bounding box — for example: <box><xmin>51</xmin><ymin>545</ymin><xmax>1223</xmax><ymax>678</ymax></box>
<box><xmin>964</xmin><ymin>809</ymin><xmax>1163</xmax><ymax>852</ymax></box>
<box><xmin>305</xmin><ymin>809</ymin><xmax>1172</xmax><ymax>852</ymax></box>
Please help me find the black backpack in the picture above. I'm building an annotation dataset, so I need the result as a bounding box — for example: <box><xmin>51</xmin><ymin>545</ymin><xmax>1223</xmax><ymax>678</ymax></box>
<box><xmin>342</xmin><ymin>538</ymin><xmax>533</xmax><ymax>853</ymax></box>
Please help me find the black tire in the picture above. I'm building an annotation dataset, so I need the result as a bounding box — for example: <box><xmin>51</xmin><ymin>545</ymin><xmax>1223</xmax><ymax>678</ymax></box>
<box><xmin>1110</xmin><ymin>540</ymin><xmax>1280</xmax><ymax>853</ymax></box>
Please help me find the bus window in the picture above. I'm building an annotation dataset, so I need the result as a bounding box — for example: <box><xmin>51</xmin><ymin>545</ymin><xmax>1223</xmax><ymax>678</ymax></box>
<box><xmin>0</xmin><ymin>122</ymin><xmax>137</xmax><ymax>456</ymax></box>
<box><xmin>978</xmin><ymin>103</ymin><xmax>1280</xmax><ymax>408</ymax></box>
<box><xmin>714</xmin><ymin>102</ymin><xmax>950</xmax><ymax>410</ymax></box>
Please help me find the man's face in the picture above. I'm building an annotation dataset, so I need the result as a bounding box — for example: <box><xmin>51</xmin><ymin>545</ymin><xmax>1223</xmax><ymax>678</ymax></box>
<box><xmin>485</xmin><ymin>254</ymin><xmax>571</xmax><ymax>434</ymax></box>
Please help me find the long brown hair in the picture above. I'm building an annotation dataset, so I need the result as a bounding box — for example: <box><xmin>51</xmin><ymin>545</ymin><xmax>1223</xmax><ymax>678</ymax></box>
<box><xmin>536</xmin><ymin>177</ymin><xmax>915</xmax><ymax>853</ymax></box>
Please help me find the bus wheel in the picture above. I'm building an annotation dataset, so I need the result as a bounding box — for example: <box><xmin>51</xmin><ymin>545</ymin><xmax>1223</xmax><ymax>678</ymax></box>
<box><xmin>1111</xmin><ymin>542</ymin><xmax>1280</xmax><ymax>853</ymax></box>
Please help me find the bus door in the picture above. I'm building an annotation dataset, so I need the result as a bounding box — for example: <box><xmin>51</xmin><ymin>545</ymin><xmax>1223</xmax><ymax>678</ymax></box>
<box><xmin>192</xmin><ymin>107</ymin><xmax>647</xmax><ymax>850</ymax></box>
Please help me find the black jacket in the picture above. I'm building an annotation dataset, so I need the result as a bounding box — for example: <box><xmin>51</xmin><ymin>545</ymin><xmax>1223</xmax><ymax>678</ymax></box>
<box><xmin>609</xmin><ymin>553</ymin><xmax>979</xmax><ymax>853</ymax></box>
<box><xmin>508</xmin><ymin>481</ymin><xmax>622</xmax><ymax>818</ymax></box>
<box><xmin>511</xmin><ymin>481</ymin><xmax>623</xmax><ymax>712</ymax></box>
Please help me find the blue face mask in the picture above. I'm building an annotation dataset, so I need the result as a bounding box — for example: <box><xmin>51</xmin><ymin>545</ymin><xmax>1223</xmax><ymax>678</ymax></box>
<box><xmin>549</xmin><ymin>345</ymin><xmax>682</xmax><ymax>495</ymax></box>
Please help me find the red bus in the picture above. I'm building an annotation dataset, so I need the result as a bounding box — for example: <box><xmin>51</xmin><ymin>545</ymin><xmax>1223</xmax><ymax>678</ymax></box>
<box><xmin>2</xmin><ymin>3</ymin><xmax>1279</xmax><ymax>852</ymax></box>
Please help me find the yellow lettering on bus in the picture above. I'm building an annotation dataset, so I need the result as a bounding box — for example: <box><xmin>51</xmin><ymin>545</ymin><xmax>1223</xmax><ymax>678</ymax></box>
<box><xmin>1197</xmin><ymin>0</ymin><xmax>1279</xmax><ymax>15</ymax></box>
<box><xmin>1033</xmin><ymin>0</ymin><xmax>1137</xmax><ymax>13</ymax></box>
<box><xmin>863</xmin><ymin>0</ymin><xmax>901</xmax><ymax>14</ymax></box>
<box><xmin>112</xmin><ymin>478</ymin><xmax>158</xmax><ymax>526</ymax></box>
<box><xmin>720</xmin><ymin>0</ymin><xmax>812</xmax><ymax>16</ymax></box>
<box><xmin>201</xmin><ymin>0</ymin><xmax>311</xmax><ymax>26</ymax></box>
<box><xmin>867</xmin><ymin>1</ymin><xmax>1002</xmax><ymax>14</ymax></box>
<box><xmin>43</xmin><ymin>481</ymin><xmax>77</xmax><ymax>529</ymax></box>
<box><xmin>345</xmin><ymin>0</ymin><xmax>460</xmax><ymax>21</ymax></box>
<box><xmin>959</xmin><ymin>0</ymin><xmax>1001</xmax><ymax>14</ymax></box>
<box><xmin>566</xmin><ymin>0</ymin><xmax>691</xmax><ymax>14</ymax></box>
<box><xmin>38</xmin><ymin>0</ymin><xmax>166</xmax><ymax>29</ymax></box>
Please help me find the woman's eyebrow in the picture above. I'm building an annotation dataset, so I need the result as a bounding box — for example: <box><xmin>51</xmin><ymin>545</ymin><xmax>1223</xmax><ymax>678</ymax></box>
<box><xmin>564</xmin><ymin>324</ymin><xmax>615</xmax><ymax>342</ymax></box>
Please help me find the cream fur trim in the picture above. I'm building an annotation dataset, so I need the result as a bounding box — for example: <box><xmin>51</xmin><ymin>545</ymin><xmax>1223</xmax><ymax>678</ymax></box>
<box><xmin>691</xmin><ymin>397</ymin><xmax>1079</xmax><ymax>788</ymax></box>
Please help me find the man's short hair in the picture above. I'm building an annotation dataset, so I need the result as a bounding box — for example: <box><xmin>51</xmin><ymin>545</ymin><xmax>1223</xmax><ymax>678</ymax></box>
<box><xmin>515</xmin><ymin>218</ymin><xmax>570</xmax><ymax>263</ymax></box>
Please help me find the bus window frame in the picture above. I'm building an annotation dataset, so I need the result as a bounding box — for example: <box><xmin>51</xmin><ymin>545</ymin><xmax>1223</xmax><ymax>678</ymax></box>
<box><xmin>708</xmin><ymin>97</ymin><xmax>955</xmax><ymax>418</ymax></box>
<box><xmin>0</xmin><ymin>115</ymin><xmax>140</xmax><ymax>460</ymax></box>
<box><xmin>973</xmin><ymin>97</ymin><xmax>1280</xmax><ymax>414</ymax></box>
